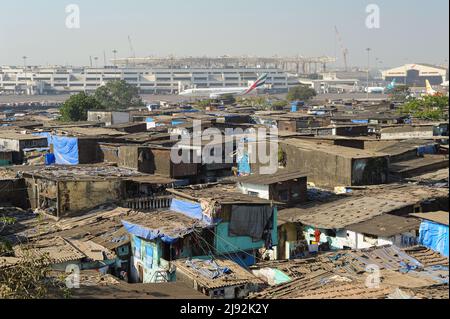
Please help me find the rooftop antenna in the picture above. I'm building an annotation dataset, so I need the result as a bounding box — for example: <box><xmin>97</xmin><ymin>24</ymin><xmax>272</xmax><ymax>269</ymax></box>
<box><xmin>103</xmin><ymin>50</ymin><xmax>107</xmax><ymax>67</ymax></box>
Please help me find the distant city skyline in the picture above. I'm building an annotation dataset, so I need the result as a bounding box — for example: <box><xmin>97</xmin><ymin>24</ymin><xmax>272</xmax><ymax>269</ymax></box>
<box><xmin>0</xmin><ymin>0</ymin><xmax>448</xmax><ymax>68</ymax></box>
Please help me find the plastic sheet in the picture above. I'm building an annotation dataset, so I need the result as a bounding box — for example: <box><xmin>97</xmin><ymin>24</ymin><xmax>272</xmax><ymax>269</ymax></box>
<box><xmin>52</xmin><ymin>136</ymin><xmax>79</xmax><ymax>165</ymax></box>
<box><xmin>123</xmin><ymin>221</ymin><xmax>179</xmax><ymax>244</ymax></box>
<box><xmin>419</xmin><ymin>221</ymin><xmax>449</xmax><ymax>257</ymax></box>
<box><xmin>170</xmin><ymin>199</ymin><xmax>206</xmax><ymax>222</ymax></box>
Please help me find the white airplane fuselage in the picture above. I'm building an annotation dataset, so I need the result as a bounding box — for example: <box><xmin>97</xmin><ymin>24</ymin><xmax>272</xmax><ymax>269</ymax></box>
<box><xmin>179</xmin><ymin>87</ymin><xmax>251</xmax><ymax>98</ymax></box>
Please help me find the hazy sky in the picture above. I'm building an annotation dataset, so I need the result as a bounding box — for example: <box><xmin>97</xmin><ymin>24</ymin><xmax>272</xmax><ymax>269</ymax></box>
<box><xmin>0</xmin><ymin>0</ymin><xmax>448</xmax><ymax>68</ymax></box>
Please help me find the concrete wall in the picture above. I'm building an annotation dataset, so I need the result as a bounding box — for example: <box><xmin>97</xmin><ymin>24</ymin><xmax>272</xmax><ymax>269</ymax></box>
<box><xmin>88</xmin><ymin>111</ymin><xmax>130</xmax><ymax>126</ymax></box>
<box><xmin>57</xmin><ymin>179</ymin><xmax>123</xmax><ymax>217</ymax></box>
<box><xmin>279</xmin><ymin>142</ymin><xmax>388</xmax><ymax>188</ymax></box>
<box><xmin>0</xmin><ymin>137</ymin><xmax>47</xmax><ymax>152</ymax></box>
<box><xmin>282</xmin><ymin>142</ymin><xmax>353</xmax><ymax>187</ymax></box>
<box><xmin>237</xmin><ymin>183</ymin><xmax>270</xmax><ymax>200</ymax></box>
<box><xmin>380</xmin><ymin>126</ymin><xmax>434</xmax><ymax>140</ymax></box>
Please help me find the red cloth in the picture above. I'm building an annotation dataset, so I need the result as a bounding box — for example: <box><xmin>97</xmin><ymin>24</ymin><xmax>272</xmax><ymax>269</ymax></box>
<box><xmin>314</xmin><ymin>229</ymin><xmax>321</xmax><ymax>243</ymax></box>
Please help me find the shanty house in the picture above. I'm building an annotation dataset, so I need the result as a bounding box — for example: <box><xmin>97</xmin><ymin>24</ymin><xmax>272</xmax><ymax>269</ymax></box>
<box><xmin>279</xmin><ymin>139</ymin><xmax>390</xmax><ymax>188</ymax></box>
<box><xmin>236</xmin><ymin>170</ymin><xmax>308</xmax><ymax>207</ymax></box>
<box><xmin>122</xmin><ymin>185</ymin><xmax>279</xmax><ymax>284</ymax></box>
<box><xmin>19</xmin><ymin>165</ymin><xmax>173</xmax><ymax>219</ymax></box>
<box><xmin>87</xmin><ymin>111</ymin><xmax>131</xmax><ymax>127</ymax></box>
<box><xmin>122</xmin><ymin>210</ymin><xmax>211</xmax><ymax>284</ymax></box>
<box><xmin>167</xmin><ymin>184</ymin><xmax>279</xmax><ymax>266</ymax></box>
<box><xmin>276</xmin><ymin>185</ymin><xmax>448</xmax><ymax>258</ymax></box>
<box><xmin>173</xmin><ymin>258</ymin><xmax>263</xmax><ymax>299</ymax></box>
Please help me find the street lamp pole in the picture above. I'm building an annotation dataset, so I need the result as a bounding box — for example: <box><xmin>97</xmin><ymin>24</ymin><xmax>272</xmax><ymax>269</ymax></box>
<box><xmin>113</xmin><ymin>50</ymin><xmax>118</xmax><ymax>66</ymax></box>
<box><xmin>366</xmin><ymin>48</ymin><xmax>371</xmax><ymax>100</ymax></box>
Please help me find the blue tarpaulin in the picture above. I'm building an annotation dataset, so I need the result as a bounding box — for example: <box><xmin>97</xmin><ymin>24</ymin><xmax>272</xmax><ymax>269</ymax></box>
<box><xmin>170</xmin><ymin>199</ymin><xmax>209</xmax><ymax>223</ymax></box>
<box><xmin>417</xmin><ymin>144</ymin><xmax>437</xmax><ymax>156</ymax></box>
<box><xmin>123</xmin><ymin>221</ymin><xmax>182</xmax><ymax>244</ymax></box>
<box><xmin>238</xmin><ymin>153</ymin><xmax>251</xmax><ymax>176</ymax></box>
<box><xmin>32</xmin><ymin>133</ymin><xmax>78</xmax><ymax>165</ymax></box>
<box><xmin>419</xmin><ymin>221</ymin><xmax>449</xmax><ymax>257</ymax></box>
<box><xmin>52</xmin><ymin>136</ymin><xmax>79</xmax><ymax>165</ymax></box>
<box><xmin>352</xmin><ymin>119</ymin><xmax>369</xmax><ymax>124</ymax></box>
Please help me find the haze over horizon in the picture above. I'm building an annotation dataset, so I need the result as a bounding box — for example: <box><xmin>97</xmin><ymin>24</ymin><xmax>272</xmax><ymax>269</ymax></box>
<box><xmin>0</xmin><ymin>0</ymin><xmax>449</xmax><ymax>68</ymax></box>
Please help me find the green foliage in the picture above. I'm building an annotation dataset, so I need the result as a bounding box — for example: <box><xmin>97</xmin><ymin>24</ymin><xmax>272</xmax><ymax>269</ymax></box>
<box><xmin>399</xmin><ymin>95</ymin><xmax>449</xmax><ymax>120</ymax></box>
<box><xmin>287</xmin><ymin>86</ymin><xmax>317</xmax><ymax>102</ymax></box>
<box><xmin>271</xmin><ymin>100</ymin><xmax>288</xmax><ymax>110</ymax></box>
<box><xmin>195</xmin><ymin>99</ymin><xmax>215</xmax><ymax>109</ymax></box>
<box><xmin>94</xmin><ymin>80</ymin><xmax>143</xmax><ymax>110</ymax></box>
<box><xmin>0</xmin><ymin>216</ymin><xmax>69</xmax><ymax>299</ymax></box>
<box><xmin>59</xmin><ymin>93</ymin><xmax>101</xmax><ymax>122</ymax></box>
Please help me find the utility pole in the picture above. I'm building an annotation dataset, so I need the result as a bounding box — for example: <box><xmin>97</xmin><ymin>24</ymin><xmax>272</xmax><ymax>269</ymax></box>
<box><xmin>366</xmin><ymin>48</ymin><xmax>371</xmax><ymax>100</ymax></box>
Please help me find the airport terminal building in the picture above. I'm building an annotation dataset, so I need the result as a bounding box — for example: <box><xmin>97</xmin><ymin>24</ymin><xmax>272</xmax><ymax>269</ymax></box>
<box><xmin>382</xmin><ymin>64</ymin><xmax>448</xmax><ymax>87</ymax></box>
<box><xmin>0</xmin><ymin>66</ymin><xmax>300</xmax><ymax>95</ymax></box>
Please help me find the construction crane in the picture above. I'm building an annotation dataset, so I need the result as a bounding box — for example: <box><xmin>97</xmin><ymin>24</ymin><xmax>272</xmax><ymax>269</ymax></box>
<box><xmin>128</xmin><ymin>36</ymin><xmax>136</xmax><ymax>59</ymax></box>
<box><xmin>334</xmin><ymin>26</ymin><xmax>349</xmax><ymax>72</ymax></box>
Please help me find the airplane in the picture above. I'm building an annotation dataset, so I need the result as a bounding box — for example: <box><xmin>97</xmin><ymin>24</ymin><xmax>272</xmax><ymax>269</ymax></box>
<box><xmin>422</xmin><ymin>79</ymin><xmax>441</xmax><ymax>97</ymax></box>
<box><xmin>365</xmin><ymin>79</ymin><xmax>397</xmax><ymax>94</ymax></box>
<box><xmin>386</xmin><ymin>79</ymin><xmax>397</xmax><ymax>92</ymax></box>
<box><xmin>179</xmin><ymin>74</ymin><xmax>268</xmax><ymax>99</ymax></box>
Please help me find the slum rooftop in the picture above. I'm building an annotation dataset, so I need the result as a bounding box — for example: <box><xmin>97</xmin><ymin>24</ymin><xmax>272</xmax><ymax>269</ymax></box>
<box><xmin>249</xmin><ymin>245</ymin><xmax>449</xmax><ymax>299</ymax></box>
<box><xmin>168</xmin><ymin>183</ymin><xmax>280</xmax><ymax>205</ymax></box>
<box><xmin>278</xmin><ymin>184</ymin><xmax>449</xmax><ymax>229</ymax></box>
<box><xmin>8</xmin><ymin>164</ymin><xmax>175</xmax><ymax>183</ymax></box>
<box><xmin>281</xmin><ymin>138</ymin><xmax>389</xmax><ymax>159</ymax></box>
<box><xmin>235</xmin><ymin>169</ymin><xmax>308</xmax><ymax>185</ymax></box>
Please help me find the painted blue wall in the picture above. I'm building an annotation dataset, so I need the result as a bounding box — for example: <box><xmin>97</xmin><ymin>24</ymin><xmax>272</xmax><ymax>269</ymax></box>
<box><xmin>214</xmin><ymin>207</ymin><xmax>278</xmax><ymax>256</ymax></box>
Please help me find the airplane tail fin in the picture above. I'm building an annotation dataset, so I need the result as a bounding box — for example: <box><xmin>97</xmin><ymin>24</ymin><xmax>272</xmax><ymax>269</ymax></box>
<box><xmin>425</xmin><ymin>79</ymin><xmax>434</xmax><ymax>94</ymax></box>
<box><xmin>244</xmin><ymin>73</ymin><xmax>268</xmax><ymax>94</ymax></box>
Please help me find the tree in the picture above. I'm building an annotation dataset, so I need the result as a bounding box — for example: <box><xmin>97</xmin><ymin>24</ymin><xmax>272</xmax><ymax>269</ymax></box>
<box><xmin>399</xmin><ymin>95</ymin><xmax>449</xmax><ymax>121</ymax></box>
<box><xmin>0</xmin><ymin>217</ymin><xmax>69</xmax><ymax>299</ymax></box>
<box><xmin>389</xmin><ymin>85</ymin><xmax>410</xmax><ymax>102</ymax></box>
<box><xmin>287</xmin><ymin>86</ymin><xmax>317</xmax><ymax>102</ymax></box>
<box><xmin>59</xmin><ymin>93</ymin><xmax>101</xmax><ymax>122</ymax></box>
<box><xmin>94</xmin><ymin>80</ymin><xmax>143</xmax><ymax>110</ymax></box>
